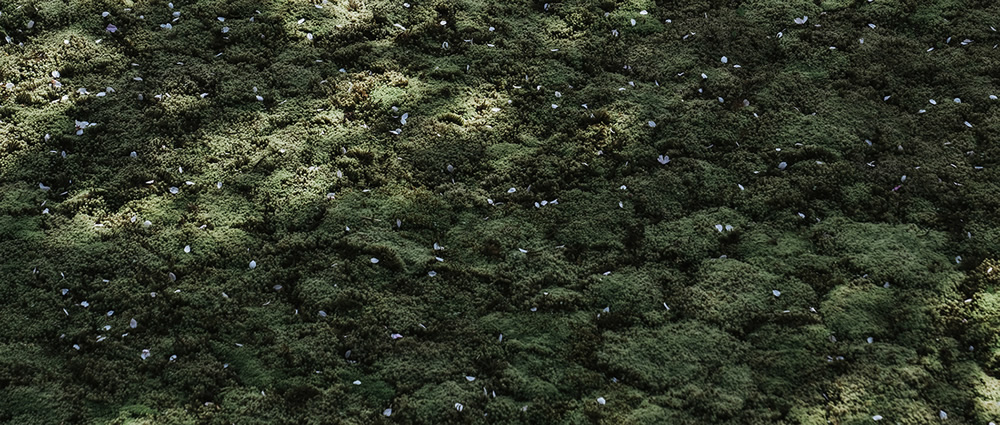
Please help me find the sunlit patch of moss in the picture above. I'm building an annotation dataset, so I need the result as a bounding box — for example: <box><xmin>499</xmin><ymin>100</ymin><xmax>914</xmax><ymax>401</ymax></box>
<box><xmin>642</xmin><ymin>207</ymin><xmax>746</xmax><ymax>266</ymax></box>
<box><xmin>680</xmin><ymin>259</ymin><xmax>815</xmax><ymax>334</ymax></box>
<box><xmin>969</xmin><ymin>368</ymin><xmax>1000</xmax><ymax>422</ymax></box>
<box><xmin>828</xmin><ymin>339</ymin><xmax>964</xmax><ymax>423</ymax></box>
<box><xmin>821</xmin><ymin>283</ymin><xmax>896</xmax><ymax>341</ymax></box>
<box><xmin>598</xmin><ymin>321</ymin><xmax>754</xmax><ymax>421</ymax></box>
<box><xmin>813</xmin><ymin>217</ymin><xmax>959</xmax><ymax>290</ymax></box>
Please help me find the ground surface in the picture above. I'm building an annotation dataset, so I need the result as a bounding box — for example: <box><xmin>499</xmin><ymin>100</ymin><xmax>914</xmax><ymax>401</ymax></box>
<box><xmin>2</xmin><ymin>0</ymin><xmax>1000</xmax><ymax>424</ymax></box>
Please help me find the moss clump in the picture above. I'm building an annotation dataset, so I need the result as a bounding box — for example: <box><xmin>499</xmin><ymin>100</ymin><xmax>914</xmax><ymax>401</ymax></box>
<box><xmin>598</xmin><ymin>321</ymin><xmax>754</xmax><ymax>421</ymax></box>
<box><xmin>437</xmin><ymin>112</ymin><xmax>464</xmax><ymax>126</ymax></box>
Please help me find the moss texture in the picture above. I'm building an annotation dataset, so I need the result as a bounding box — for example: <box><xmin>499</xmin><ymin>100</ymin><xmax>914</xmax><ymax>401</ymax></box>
<box><xmin>2</xmin><ymin>0</ymin><xmax>1000</xmax><ymax>423</ymax></box>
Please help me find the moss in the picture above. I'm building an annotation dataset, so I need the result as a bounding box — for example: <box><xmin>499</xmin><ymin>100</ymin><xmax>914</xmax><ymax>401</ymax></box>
<box><xmin>2</xmin><ymin>0</ymin><xmax>998</xmax><ymax>422</ymax></box>
<box><xmin>680</xmin><ymin>259</ymin><xmax>815</xmax><ymax>334</ymax></box>
<box><xmin>598</xmin><ymin>321</ymin><xmax>754</xmax><ymax>420</ymax></box>
<box><xmin>813</xmin><ymin>217</ymin><xmax>960</xmax><ymax>290</ymax></box>
<box><xmin>584</xmin><ymin>268</ymin><xmax>667</xmax><ymax>323</ymax></box>
<box><xmin>0</xmin><ymin>385</ymin><xmax>69</xmax><ymax>424</ymax></box>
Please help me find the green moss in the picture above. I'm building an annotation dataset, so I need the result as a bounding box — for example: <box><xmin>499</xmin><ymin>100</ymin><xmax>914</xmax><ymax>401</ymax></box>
<box><xmin>821</xmin><ymin>283</ymin><xmax>895</xmax><ymax>340</ymax></box>
<box><xmin>598</xmin><ymin>321</ymin><xmax>754</xmax><ymax>420</ymax></box>
<box><xmin>813</xmin><ymin>217</ymin><xmax>959</xmax><ymax>290</ymax></box>
<box><xmin>0</xmin><ymin>385</ymin><xmax>68</xmax><ymax>424</ymax></box>
<box><xmin>1</xmin><ymin>0</ymin><xmax>998</xmax><ymax>422</ymax></box>
<box><xmin>585</xmin><ymin>268</ymin><xmax>667</xmax><ymax>321</ymax></box>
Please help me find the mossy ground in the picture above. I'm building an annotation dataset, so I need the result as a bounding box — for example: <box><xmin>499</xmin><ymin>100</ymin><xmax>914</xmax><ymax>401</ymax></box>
<box><xmin>2</xmin><ymin>0</ymin><xmax>1000</xmax><ymax>423</ymax></box>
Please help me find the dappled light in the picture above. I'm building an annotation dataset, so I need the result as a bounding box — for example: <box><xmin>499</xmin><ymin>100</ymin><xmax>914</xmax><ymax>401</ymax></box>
<box><xmin>2</xmin><ymin>0</ymin><xmax>1000</xmax><ymax>423</ymax></box>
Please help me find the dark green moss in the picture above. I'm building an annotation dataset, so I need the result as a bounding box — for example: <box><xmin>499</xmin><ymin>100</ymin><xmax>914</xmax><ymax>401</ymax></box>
<box><xmin>2</xmin><ymin>0</ymin><xmax>1000</xmax><ymax>423</ymax></box>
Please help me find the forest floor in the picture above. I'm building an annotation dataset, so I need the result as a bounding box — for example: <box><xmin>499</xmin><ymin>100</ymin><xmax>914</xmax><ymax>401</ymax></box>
<box><xmin>2</xmin><ymin>0</ymin><xmax>1000</xmax><ymax>424</ymax></box>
